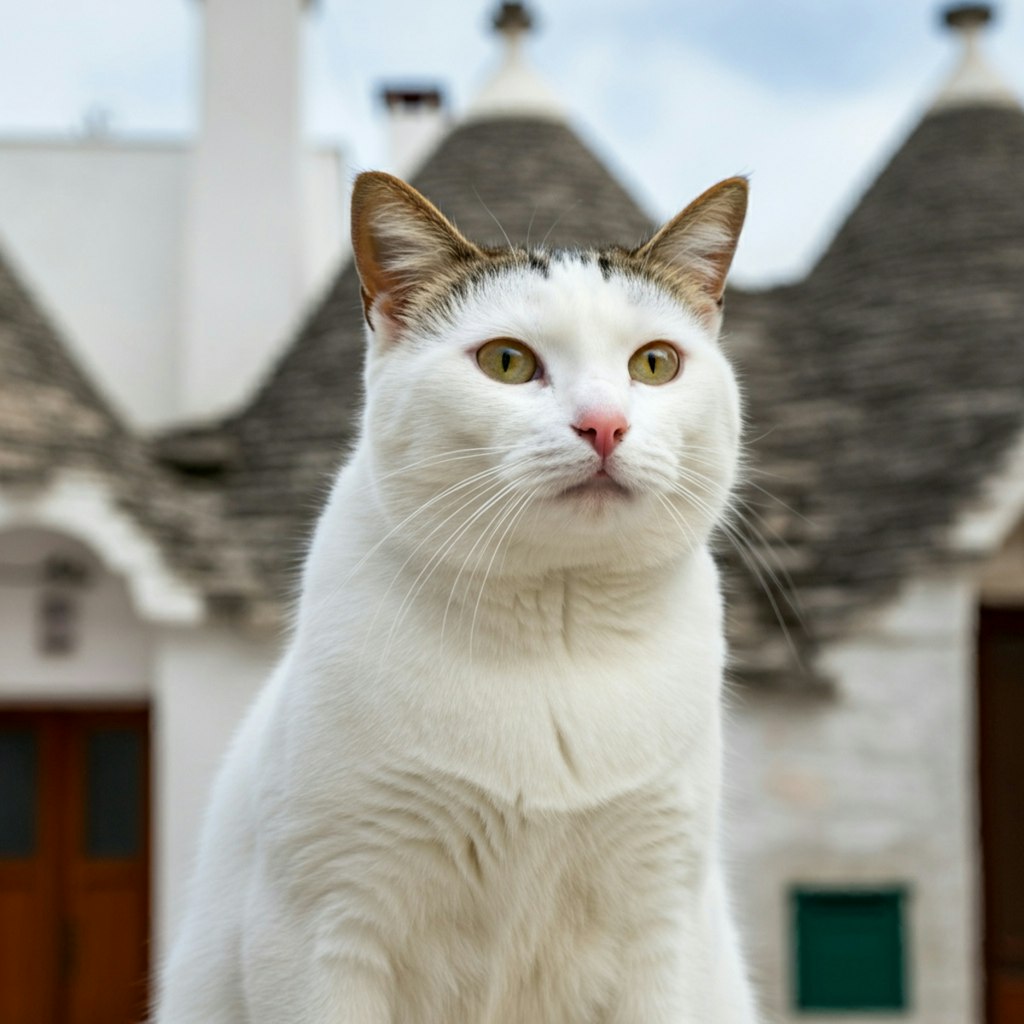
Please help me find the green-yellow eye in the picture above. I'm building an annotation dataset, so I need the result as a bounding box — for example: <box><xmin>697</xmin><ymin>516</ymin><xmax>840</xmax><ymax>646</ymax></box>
<box><xmin>476</xmin><ymin>338</ymin><xmax>539</xmax><ymax>384</ymax></box>
<box><xmin>629</xmin><ymin>342</ymin><xmax>680</xmax><ymax>385</ymax></box>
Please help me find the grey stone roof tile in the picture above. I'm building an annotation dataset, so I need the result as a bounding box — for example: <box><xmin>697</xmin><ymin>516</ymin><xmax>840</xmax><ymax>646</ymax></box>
<box><xmin>0</xmin><ymin>249</ymin><xmax>266</xmax><ymax>613</ymax></box>
<box><xmin>673</xmin><ymin>103</ymin><xmax>1024</xmax><ymax>687</ymax></box>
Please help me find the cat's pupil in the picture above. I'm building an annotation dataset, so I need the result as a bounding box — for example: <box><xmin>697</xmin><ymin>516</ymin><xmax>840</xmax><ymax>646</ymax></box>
<box><xmin>502</xmin><ymin>350</ymin><xmax>512</xmax><ymax>373</ymax></box>
<box><xmin>648</xmin><ymin>352</ymin><xmax>657</xmax><ymax>374</ymax></box>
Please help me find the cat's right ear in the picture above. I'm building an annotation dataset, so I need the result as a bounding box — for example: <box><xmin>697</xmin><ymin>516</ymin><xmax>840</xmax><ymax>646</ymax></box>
<box><xmin>350</xmin><ymin>172</ymin><xmax>483</xmax><ymax>340</ymax></box>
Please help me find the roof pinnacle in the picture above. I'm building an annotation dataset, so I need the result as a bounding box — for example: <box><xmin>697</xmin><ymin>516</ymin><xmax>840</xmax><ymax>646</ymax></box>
<box><xmin>493</xmin><ymin>2</ymin><xmax>534</xmax><ymax>37</ymax></box>
<box><xmin>932</xmin><ymin>3</ymin><xmax>1018</xmax><ymax>111</ymax></box>
<box><xmin>465</xmin><ymin>2</ymin><xmax>563</xmax><ymax>124</ymax></box>
<box><xmin>942</xmin><ymin>3</ymin><xmax>992</xmax><ymax>30</ymax></box>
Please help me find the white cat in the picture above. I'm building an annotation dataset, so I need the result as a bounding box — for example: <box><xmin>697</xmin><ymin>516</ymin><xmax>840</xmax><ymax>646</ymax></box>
<box><xmin>157</xmin><ymin>171</ymin><xmax>758</xmax><ymax>1023</ymax></box>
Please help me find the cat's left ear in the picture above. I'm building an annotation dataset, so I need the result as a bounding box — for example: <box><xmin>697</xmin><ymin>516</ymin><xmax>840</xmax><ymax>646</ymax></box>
<box><xmin>633</xmin><ymin>177</ymin><xmax>748</xmax><ymax>327</ymax></box>
<box><xmin>350</xmin><ymin>171</ymin><xmax>483</xmax><ymax>339</ymax></box>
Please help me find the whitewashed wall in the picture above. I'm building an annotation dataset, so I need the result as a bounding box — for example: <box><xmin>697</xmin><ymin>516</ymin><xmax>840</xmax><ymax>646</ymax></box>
<box><xmin>153</xmin><ymin>624</ymin><xmax>277</xmax><ymax>956</ymax></box>
<box><xmin>725</xmin><ymin>571</ymin><xmax>980</xmax><ymax>1024</ymax></box>
<box><xmin>302</xmin><ymin>145</ymin><xmax>348</xmax><ymax>312</ymax></box>
<box><xmin>0</xmin><ymin>141</ymin><xmax>344</xmax><ymax>430</ymax></box>
<box><xmin>0</xmin><ymin>527</ymin><xmax>152</xmax><ymax>698</ymax></box>
<box><xmin>0</xmin><ymin>142</ymin><xmax>188</xmax><ymax>428</ymax></box>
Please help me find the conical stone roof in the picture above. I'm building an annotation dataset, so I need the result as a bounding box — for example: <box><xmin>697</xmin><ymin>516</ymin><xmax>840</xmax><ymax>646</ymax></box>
<box><xmin>0</xmin><ymin>249</ymin><xmax>263</xmax><ymax>612</ymax></box>
<box><xmin>724</xmin><ymin>92</ymin><xmax>1024</xmax><ymax>685</ymax></box>
<box><xmin>0</xmin><ymin>252</ymin><xmax>119</xmax><ymax>479</ymax></box>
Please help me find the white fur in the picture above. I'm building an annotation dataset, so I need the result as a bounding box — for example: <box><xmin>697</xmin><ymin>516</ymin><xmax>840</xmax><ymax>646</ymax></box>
<box><xmin>157</xmin><ymin>256</ymin><xmax>759</xmax><ymax>1023</ymax></box>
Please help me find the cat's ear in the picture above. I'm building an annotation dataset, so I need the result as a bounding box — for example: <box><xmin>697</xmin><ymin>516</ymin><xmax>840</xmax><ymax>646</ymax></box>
<box><xmin>350</xmin><ymin>171</ymin><xmax>483</xmax><ymax>336</ymax></box>
<box><xmin>633</xmin><ymin>177</ymin><xmax>748</xmax><ymax>326</ymax></box>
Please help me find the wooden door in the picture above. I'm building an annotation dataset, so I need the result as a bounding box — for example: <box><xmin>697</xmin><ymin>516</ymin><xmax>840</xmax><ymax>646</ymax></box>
<box><xmin>0</xmin><ymin>710</ymin><xmax>150</xmax><ymax>1024</ymax></box>
<box><xmin>979</xmin><ymin>608</ymin><xmax>1024</xmax><ymax>1024</ymax></box>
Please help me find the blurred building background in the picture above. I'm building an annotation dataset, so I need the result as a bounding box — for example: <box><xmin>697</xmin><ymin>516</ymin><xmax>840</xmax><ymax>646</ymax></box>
<box><xmin>0</xmin><ymin>2</ymin><xmax>1022</xmax><ymax>1022</ymax></box>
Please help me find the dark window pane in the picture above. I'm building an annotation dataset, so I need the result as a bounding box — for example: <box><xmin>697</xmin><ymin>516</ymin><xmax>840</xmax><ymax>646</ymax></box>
<box><xmin>0</xmin><ymin>729</ymin><xmax>38</xmax><ymax>857</ymax></box>
<box><xmin>794</xmin><ymin>888</ymin><xmax>907</xmax><ymax>1012</ymax></box>
<box><xmin>85</xmin><ymin>729</ymin><xmax>143</xmax><ymax>858</ymax></box>
<box><xmin>38</xmin><ymin>591</ymin><xmax>78</xmax><ymax>655</ymax></box>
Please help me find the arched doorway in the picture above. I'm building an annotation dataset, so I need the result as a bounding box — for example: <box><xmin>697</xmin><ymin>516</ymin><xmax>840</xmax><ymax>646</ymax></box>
<box><xmin>0</xmin><ymin>528</ymin><xmax>152</xmax><ymax>1024</ymax></box>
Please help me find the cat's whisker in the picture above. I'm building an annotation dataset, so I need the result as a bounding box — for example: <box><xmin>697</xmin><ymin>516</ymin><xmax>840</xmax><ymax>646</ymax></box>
<box><xmin>496</xmin><ymin>487</ymin><xmax>540</xmax><ymax>576</ymax></box>
<box><xmin>442</xmin><ymin>486</ymin><xmax>526</xmax><ymax>652</ymax></box>
<box><xmin>320</xmin><ymin>461</ymin><xmax>515</xmax><ymax>610</ymax></box>
<box><xmin>667</xmin><ymin>462</ymin><xmax>807</xmax><ymax>621</ymax></box>
<box><xmin>361</xmin><ymin>455</ymin><xmax>544</xmax><ymax>667</ymax></box>
<box><xmin>735</xmin><ymin>482</ymin><xmax>809</xmax><ymax>524</ymax></box>
<box><xmin>677</xmin><ymin>446</ymin><xmax>811</xmax><ymax>523</ymax></box>
<box><xmin>350</xmin><ymin>445</ymin><xmax>521</xmax><ymax>495</ymax></box>
<box><xmin>387</xmin><ymin>482</ymin><xmax>525</xmax><ymax>663</ymax></box>
<box><xmin>727</xmin><ymin>493</ymin><xmax>807</xmax><ymax>572</ymax></box>
<box><xmin>472</xmin><ymin>186</ymin><xmax>514</xmax><ymax>250</ymax></box>
<box><xmin>440</xmin><ymin>482</ymin><xmax>529</xmax><ymax>645</ymax></box>
<box><xmin>360</xmin><ymin>474</ymin><xmax>515</xmax><ymax>667</ymax></box>
<box><xmin>539</xmin><ymin>199</ymin><xmax>581</xmax><ymax>250</ymax></box>
<box><xmin>721</xmin><ymin>539</ymin><xmax>806</xmax><ymax>666</ymax></box>
<box><xmin>665</xmin><ymin>479</ymin><xmax>807</xmax><ymax>658</ymax></box>
<box><xmin>383</xmin><ymin>471</ymin><xmax>540</xmax><ymax>662</ymax></box>
<box><xmin>654</xmin><ymin>492</ymin><xmax>701</xmax><ymax>553</ymax></box>
<box><xmin>743</xmin><ymin>425</ymin><xmax>779</xmax><ymax>447</ymax></box>
<box><xmin>525</xmin><ymin>205</ymin><xmax>539</xmax><ymax>250</ymax></box>
<box><xmin>468</xmin><ymin>487</ymin><xmax>539</xmax><ymax>659</ymax></box>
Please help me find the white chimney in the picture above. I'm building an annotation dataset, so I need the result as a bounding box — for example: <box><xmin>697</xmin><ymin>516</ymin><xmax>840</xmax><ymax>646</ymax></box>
<box><xmin>381</xmin><ymin>87</ymin><xmax>448</xmax><ymax>177</ymax></box>
<box><xmin>180</xmin><ymin>0</ymin><xmax>308</xmax><ymax>422</ymax></box>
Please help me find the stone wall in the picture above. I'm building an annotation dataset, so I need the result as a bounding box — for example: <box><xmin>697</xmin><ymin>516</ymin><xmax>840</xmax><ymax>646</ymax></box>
<box><xmin>725</xmin><ymin>571</ymin><xmax>980</xmax><ymax>1023</ymax></box>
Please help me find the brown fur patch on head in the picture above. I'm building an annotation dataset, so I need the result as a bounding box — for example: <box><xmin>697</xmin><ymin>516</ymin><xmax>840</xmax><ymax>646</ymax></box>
<box><xmin>350</xmin><ymin>172</ymin><xmax>748</xmax><ymax>341</ymax></box>
<box><xmin>372</xmin><ymin>244</ymin><xmax>553</xmax><ymax>340</ymax></box>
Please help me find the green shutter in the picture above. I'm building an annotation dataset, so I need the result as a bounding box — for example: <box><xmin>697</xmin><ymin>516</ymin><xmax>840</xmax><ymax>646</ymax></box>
<box><xmin>793</xmin><ymin>888</ymin><xmax>908</xmax><ymax>1013</ymax></box>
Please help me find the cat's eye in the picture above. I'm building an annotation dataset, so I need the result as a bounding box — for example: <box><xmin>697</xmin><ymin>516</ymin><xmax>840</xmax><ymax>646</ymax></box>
<box><xmin>629</xmin><ymin>342</ymin><xmax>680</xmax><ymax>385</ymax></box>
<box><xmin>476</xmin><ymin>338</ymin><xmax>539</xmax><ymax>385</ymax></box>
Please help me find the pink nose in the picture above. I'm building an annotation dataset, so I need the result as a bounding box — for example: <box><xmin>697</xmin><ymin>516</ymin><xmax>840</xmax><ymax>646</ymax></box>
<box><xmin>573</xmin><ymin>411</ymin><xmax>629</xmax><ymax>461</ymax></box>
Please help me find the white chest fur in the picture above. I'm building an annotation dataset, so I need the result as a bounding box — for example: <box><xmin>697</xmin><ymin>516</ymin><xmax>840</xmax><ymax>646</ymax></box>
<box><xmin>253</xmin><ymin>762</ymin><xmax>712</xmax><ymax>1024</ymax></box>
<box><xmin>227</xmin><ymin>505</ymin><xmax>730</xmax><ymax>1022</ymax></box>
<box><xmin>288</xmin><ymin>476</ymin><xmax>727</xmax><ymax>812</ymax></box>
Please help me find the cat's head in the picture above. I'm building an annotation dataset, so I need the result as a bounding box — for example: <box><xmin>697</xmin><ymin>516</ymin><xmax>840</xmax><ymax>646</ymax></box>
<box><xmin>350</xmin><ymin>172</ymin><xmax>747</xmax><ymax>576</ymax></box>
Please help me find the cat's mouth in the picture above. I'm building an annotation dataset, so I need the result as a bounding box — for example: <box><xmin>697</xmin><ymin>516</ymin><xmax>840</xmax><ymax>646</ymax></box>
<box><xmin>559</xmin><ymin>471</ymin><xmax>632</xmax><ymax>500</ymax></box>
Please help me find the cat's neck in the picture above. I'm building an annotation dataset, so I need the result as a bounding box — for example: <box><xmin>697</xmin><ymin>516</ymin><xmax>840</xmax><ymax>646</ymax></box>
<box><xmin>402</xmin><ymin>560</ymin><xmax>687</xmax><ymax>662</ymax></box>
<box><xmin>298</xmin><ymin>456</ymin><xmax>713</xmax><ymax>665</ymax></box>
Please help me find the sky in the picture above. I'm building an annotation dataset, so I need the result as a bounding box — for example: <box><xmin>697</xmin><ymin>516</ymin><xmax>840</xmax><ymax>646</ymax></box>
<box><xmin>0</xmin><ymin>0</ymin><xmax>1022</xmax><ymax>286</ymax></box>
